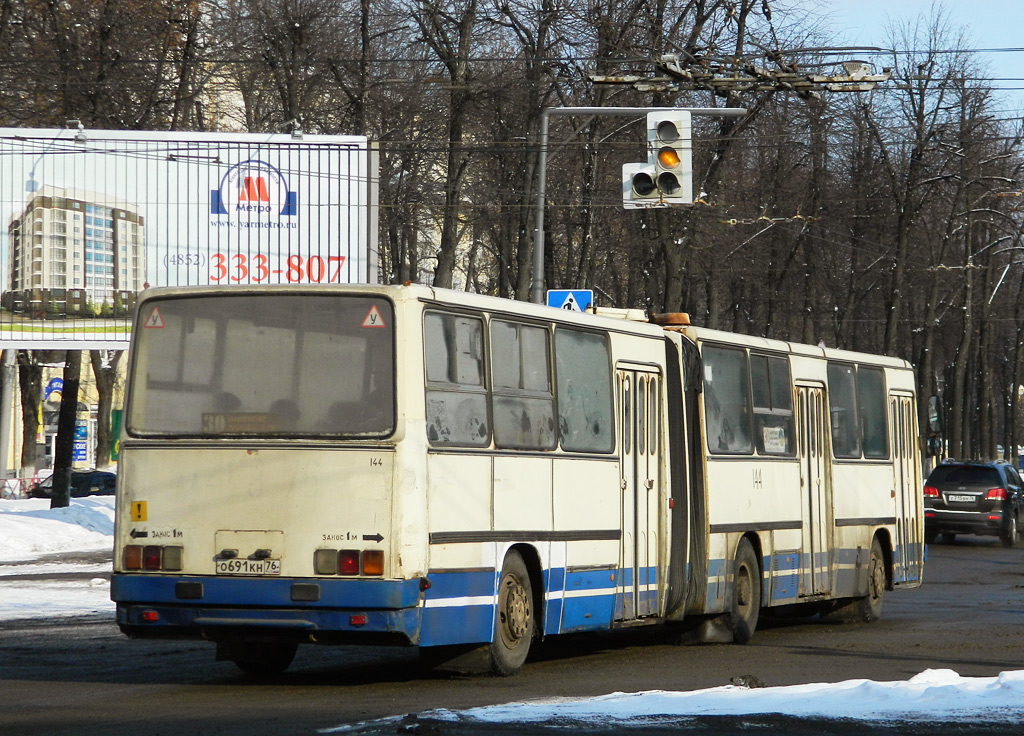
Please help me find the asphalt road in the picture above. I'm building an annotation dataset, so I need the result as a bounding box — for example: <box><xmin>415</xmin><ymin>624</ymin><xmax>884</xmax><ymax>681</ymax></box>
<box><xmin>2</xmin><ymin>539</ymin><xmax>1023</xmax><ymax>736</ymax></box>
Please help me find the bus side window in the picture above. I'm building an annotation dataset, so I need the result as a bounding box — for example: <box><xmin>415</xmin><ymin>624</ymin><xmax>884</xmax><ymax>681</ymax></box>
<box><xmin>750</xmin><ymin>354</ymin><xmax>795</xmax><ymax>456</ymax></box>
<box><xmin>702</xmin><ymin>345</ymin><xmax>753</xmax><ymax>455</ymax></box>
<box><xmin>554</xmin><ymin>328</ymin><xmax>614</xmax><ymax>453</ymax></box>
<box><xmin>827</xmin><ymin>363</ymin><xmax>861</xmax><ymax>458</ymax></box>
<box><xmin>858</xmin><ymin>367</ymin><xmax>888</xmax><ymax>459</ymax></box>
<box><xmin>424</xmin><ymin>312</ymin><xmax>489</xmax><ymax>447</ymax></box>
<box><xmin>491</xmin><ymin>321</ymin><xmax>556</xmax><ymax>450</ymax></box>
<box><xmin>637</xmin><ymin>376</ymin><xmax>646</xmax><ymax>455</ymax></box>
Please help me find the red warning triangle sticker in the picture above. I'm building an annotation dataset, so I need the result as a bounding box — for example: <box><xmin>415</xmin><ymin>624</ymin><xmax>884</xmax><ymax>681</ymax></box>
<box><xmin>144</xmin><ymin>307</ymin><xmax>165</xmax><ymax>329</ymax></box>
<box><xmin>362</xmin><ymin>305</ymin><xmax>385</xmax><ymax>328</ymax></box>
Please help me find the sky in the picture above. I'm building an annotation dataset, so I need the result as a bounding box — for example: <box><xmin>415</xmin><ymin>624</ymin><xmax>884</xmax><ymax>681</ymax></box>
<box><xmin>3</xmin><ymin>495</ymin><xmax>1024</xmax><ymax>730</ymax></box>
<box><xmin>800</xmin><ymin>0</ymin><xmax>1024</xmax><ymax>112</ymax></box>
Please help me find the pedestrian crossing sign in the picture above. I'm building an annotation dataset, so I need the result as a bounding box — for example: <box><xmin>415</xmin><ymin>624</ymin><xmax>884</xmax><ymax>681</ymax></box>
<box><xmin>546</xmin><ymin>289</ymin><xmax>593</xmax><ymax>312</ymax></box>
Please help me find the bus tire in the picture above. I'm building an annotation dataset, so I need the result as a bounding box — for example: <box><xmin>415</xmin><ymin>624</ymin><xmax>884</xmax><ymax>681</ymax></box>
<box><xmin>729</xmin><ymin>538</ymin><xmax>761</xmax><ymax>644</ymax></box>
<box><xmin>219</xmin><ymin>640</ymin><xmax>297</xmax><ymax>676</ymax></box>
<box><xmin>829</xmin><ymin>537</ymin><xmax>886</xmax><ymax>624</ymax></box>
<box><xmin>490</xmin><ymin>549</ymin><xmax>534</xmax><ymax>676</ymax></box>
<box><xmin>860</xmin><ymin>537</ymin><xmax>886</xmax><ymax>622</ymax></box>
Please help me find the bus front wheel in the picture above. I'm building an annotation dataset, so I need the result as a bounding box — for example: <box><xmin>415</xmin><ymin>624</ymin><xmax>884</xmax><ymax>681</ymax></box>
<box><xmin>729</xmin><ymin>538</ymin><xmax>761</xmax><ymax>644</ymax></box>
<box><xmin>490</xmin><ymin>550</ymin><xmax>534</xmax><ymax>676</ymax></box>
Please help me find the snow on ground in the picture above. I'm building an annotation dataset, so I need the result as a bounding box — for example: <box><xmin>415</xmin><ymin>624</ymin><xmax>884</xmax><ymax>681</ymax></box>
<box><xmin>4</xmin><ymin>496</ymin><xmax>1024</xmax><ymax>728</ymax></box>
<box><xmin>0</xmin><ymin>496</ymin><xmax>116</xmax><ymax>621</ymax></box>
<box><xmin>0</xmin><ymin>496</ymin><xmax>115</xmax><ymax>562</ymax></box>
<box><xmin>412</xmin><ymin>669</ymin><xmax>1024</xmax><ymax>725</ymax></box>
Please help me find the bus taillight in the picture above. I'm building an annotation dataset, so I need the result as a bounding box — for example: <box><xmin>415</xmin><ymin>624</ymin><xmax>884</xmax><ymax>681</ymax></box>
<box><xmin>362</xmin><ymin>550</ymin><xmax>384</xmax><ymax>575</ymax></box>
<box><xmin>124</xmin><ymin>544</ymin><xmax>184</xmax><ymax>572</ymax></box>
<box><xmin>313</xmin><ymin>548</ymin><xmax>384</xmax><ymax>576</ymax></box>
<box><xmin>124</xmin><ymin>545</ymin><xmax>143</xmax><ymax>569</ymax></box>
<box><xmin>338</xmin><ymin>550</ymin><xmax>360</xmax><ymax>575</ymax></box>
<box><xmin>143</xmin><ymin>546</ymin><xmax>163</xmax><ymax>570</ymax></box>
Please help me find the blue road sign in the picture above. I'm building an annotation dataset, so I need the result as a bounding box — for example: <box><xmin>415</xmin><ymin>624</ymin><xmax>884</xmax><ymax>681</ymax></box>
<box><xmin>546</xmin><ymin>289</ymin><xmax>593</xmax><ymax>312</ymax></box>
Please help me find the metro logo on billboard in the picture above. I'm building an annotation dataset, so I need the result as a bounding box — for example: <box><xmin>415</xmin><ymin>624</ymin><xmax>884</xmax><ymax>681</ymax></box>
<box><xmin>239</xmin><ymin>176</ymin><xmax>269</xmax><ymax>202</ymax></box>
<box><xmin>210</xmin><ymin>160</ymin><xmax>297</xmax><ymax>217</ymax></box>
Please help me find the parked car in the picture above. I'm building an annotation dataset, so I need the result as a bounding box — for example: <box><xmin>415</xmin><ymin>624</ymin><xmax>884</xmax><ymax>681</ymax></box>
<box><xmin>28</xmin><ymin>470</ymin><xmax>116</xmax><ymax>499</ymax></box>
<box><xmin>923</xmin><ymin>460</ymin><xmax>1023</xmax><ymax>546</ymax></box>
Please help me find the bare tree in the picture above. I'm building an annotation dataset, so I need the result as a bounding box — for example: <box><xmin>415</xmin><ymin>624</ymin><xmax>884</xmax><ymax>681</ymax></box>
<box><xmin>90</xmin><ymin>350</ymin><xmax>123</xmax><ymax>469</ymax></box>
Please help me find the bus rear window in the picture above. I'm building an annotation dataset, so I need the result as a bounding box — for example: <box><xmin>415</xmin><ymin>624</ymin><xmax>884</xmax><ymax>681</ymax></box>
<box><xmin>127</xmin><ymin>294</ymin><xmax>394</xmax><ymax>437</ymax></box>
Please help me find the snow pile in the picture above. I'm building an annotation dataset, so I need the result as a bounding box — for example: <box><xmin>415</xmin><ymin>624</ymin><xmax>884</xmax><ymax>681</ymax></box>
<box><xmin>0</xmin><ymin>496</ymin><xmax>115</xmax><ymax>562</ymax></box>
<box><xmin>0</xmin><ymin>496</ymin><xmax>116</xmax><ymax>621</ymax></box>
<box><xmin>416</xmin><ymin>669</ymin><xmax>1024</xmax><ymax>725</ymax></box>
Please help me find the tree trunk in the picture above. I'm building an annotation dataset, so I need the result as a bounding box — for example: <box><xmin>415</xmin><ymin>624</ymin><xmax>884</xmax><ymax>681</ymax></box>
<box><xmin>90</xmin><ymin>350</ymin><xmax>123</xmax><ymax>469</ymax></box>
<box><xmin>16</xmin><ymin>351</ymin><xmax>43</xmax><ymax>475</ymax></box>
<box><xmin>50</xmin><ymin>351</ymin><xmax>81</xmax><ymax>509</ymax></box>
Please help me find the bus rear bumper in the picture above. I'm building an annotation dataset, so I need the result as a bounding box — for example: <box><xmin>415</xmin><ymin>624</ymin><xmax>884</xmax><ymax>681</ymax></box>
<box><xmin>111</xmin><ymin>573</ymin><xmax>423</xmax><ymax>644</ymax></box>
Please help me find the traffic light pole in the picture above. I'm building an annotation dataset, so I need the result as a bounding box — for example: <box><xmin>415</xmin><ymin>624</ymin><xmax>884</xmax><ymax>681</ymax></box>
<box><xmin>530</xmin><ymin>106</ymin><xmax>747</xmax><ymax>305</ymax></box>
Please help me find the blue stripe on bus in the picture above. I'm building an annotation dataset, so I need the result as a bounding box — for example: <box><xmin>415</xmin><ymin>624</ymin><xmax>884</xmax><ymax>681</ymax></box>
<box><xmin>114</xmin><ymin>545</ymin><xmax>921</xmax><ymax>646</ymax></box>
<box><xmin>546</xmin><ymin>566</ymin><xmax>566</xmax><ymax>591</ymax></box>
<box><xmin>418</xmin><ymin>568</ymin><xmax>498</xmax><ymax>646</ymax></box>
<box><xmin>424</xmin><ymin>569</ymin><xmax>496</xmax><ymax>600</ymax></box>
<box><xmin>561</xmin><ymin>566</ymin><xmax>617</xmax><ymax>632</ymax></box>
<box><xmin>561</xmin><ymin>592</ymin><xmax>616</xmax><ymax>632</ymax></box>
<box><xmin>770</xmin><ymin>552</ymin><xmax>799</xmax><ymax>601</ymax></box>
<box><xmin>116</xmin><ymin>602</ymin><xmax>422</xmax><ymax>642</ymax></box>
<box><xmin>419</xmin><ymin>604</ymin><xmax>494</xmax><ymax>646</ymax></box>
<box><xmin>111</xmin><ymin>573</ymin><xmax>421</xmax><ymax>609</ymax></box>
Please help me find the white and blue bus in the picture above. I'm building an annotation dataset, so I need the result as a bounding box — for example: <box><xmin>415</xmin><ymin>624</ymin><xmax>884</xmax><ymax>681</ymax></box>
<box><xmin>111</xmin><ymin>284</ymin><xmax>923</xmax><ymax>675</ymax></box>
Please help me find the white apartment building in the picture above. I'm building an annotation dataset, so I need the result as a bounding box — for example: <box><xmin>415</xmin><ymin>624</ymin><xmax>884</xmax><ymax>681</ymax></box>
<box><xmin>6</xmin><ymin>184</ymin><xmax>146</xmax><ymax>309</ymax></box>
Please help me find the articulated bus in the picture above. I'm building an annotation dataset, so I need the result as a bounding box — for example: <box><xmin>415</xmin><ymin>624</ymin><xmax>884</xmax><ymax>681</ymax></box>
<box><xmin>111</xmin><ymin>284</ymin><xmax>923</xmax><ymax>675</ymax></box>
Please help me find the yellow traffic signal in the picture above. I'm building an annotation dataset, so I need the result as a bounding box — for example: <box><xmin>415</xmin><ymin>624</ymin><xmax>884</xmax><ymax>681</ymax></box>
<box><xmin>622</xmin><ymin>110</ymin><xmax>693</xmax><ymax>208</ymax></box>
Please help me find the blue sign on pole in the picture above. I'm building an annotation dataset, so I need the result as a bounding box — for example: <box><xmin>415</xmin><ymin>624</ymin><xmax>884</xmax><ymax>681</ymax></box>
<box><xmin>44</xmin><ymin>377</ymin><xmax>64</xmax><ymax>399</ymax></box>
<box><xmin>546</xmin><ymin>289</ymin><xmax>594</xmax><ymax>312</ymax></box>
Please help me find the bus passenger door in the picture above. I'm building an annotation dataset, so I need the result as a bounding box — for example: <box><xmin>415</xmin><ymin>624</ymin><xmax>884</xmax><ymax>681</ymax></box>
<box><xmin>616</xmin><ymin>367</ymin><xmax>662</xmax><ymax>620</ymax></box>
<box><xmin>890</xmin><ymin>394</ymin><xmax>921</xmax><ymax>584</ymax></box>
<box><xmin>797</xmin><ymin>385</ymin><xmax>832</xmax><ymax>596</ymax></box>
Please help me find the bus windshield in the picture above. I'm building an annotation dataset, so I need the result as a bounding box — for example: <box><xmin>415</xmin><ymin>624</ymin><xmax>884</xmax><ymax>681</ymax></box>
<box><xmin>127</xmin><ymin>293</ymin><xmax>395</xmax><ymax>438</ymax></box>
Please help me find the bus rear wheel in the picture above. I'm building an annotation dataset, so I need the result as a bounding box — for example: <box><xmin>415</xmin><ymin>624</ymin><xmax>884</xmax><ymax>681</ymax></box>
<box><xmin>490</xmin><ymin>550</ymin><xmax>534</xmax><ymax>676</ymax></box>
<box><xmin>729</xmin><ymin>538</ymin><xmax>761</xmax><ymax>644</ymax></box>
<box><xmin>827</xmin><ymin>537</ymin><xmax>886</xmax><ymax>623</ymax></box>
<box><xmin>217</xmin><ymin>640</ymin><xmax>297</xmax><ymax>676</ymax></box>
<box><xmin>859</xmin><ymin>537</ymin><xmax>886</xmax><ymax>622</ymax></box>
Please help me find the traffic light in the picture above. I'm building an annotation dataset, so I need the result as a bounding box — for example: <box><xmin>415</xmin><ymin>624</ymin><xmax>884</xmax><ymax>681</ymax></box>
<box><xmin>622</xmin><ymin>162</ymin><xmax>659</xmax><ymax>208</ymax></box>
<box><xmin>622</xmin><ymin>110</ymin><xmax>693</xmax><ymax>208</ymax></box>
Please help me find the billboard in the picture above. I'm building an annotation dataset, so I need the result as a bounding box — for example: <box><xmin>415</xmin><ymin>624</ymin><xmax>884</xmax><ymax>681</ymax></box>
<box><xmin>0</xmin><ymin>128</ymin><xmax>378</xmax><ymax>348</ymax></box>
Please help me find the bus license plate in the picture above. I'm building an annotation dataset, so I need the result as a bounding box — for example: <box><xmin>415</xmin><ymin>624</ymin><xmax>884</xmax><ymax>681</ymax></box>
<box><xmin>947</xmin><ymin>494</ymin><xmax>974</xmax><ymax>503</ymax></box>
<box><xmin>215</xmin><ymin>558</ymin><xmax>281</xmax><ymax>576</ymax></box>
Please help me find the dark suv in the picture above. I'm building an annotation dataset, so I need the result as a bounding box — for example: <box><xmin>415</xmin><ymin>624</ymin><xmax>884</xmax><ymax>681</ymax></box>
<box><xmin>924</xmin><ymin>461</ymin><xmax>1023</xmax><ymax>546</ymax></box>
<box><xmin>28</xmin><ymin>470</ymin><xmax>117</xmax><ymax>499</ymax></box>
